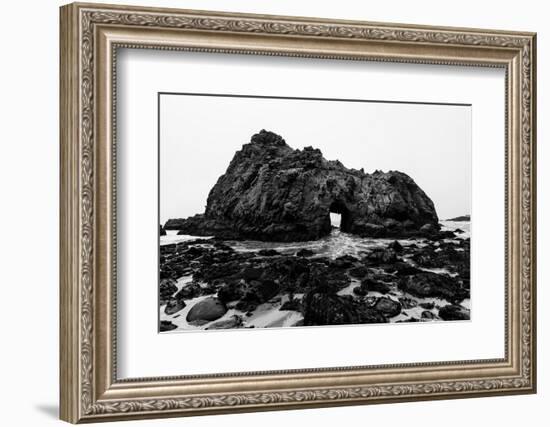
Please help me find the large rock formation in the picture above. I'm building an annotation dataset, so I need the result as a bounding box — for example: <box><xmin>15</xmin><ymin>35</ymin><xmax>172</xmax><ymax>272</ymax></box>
<box><xmin>165</xmin><ymin>130</ymin><xmax>439</xmax><ymax>242</ymax></box>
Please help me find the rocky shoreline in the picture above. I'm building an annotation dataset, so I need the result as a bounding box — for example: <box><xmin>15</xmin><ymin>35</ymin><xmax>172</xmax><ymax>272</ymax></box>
<box><xmin>159</xmin><ymin>224</ymin><xmax>470</xmax><ymax>332</ymax></box>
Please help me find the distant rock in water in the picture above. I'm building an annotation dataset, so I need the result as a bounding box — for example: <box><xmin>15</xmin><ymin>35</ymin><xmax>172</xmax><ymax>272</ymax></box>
<box><xmin>165</xmin><ymin>130</ymin><xmax>439</xmax><ymax>241</ymax></box>
<box><xmin>446</xmin><ymin>215</ymin><xmax>470</xmax><ymax>221</ymax></box>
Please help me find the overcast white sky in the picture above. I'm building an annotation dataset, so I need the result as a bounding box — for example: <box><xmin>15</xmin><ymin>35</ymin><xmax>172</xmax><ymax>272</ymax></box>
<box><xmin>160</xmin><ymin>94</ymin><xmax>471</xmax><ymax>223</ymax></box>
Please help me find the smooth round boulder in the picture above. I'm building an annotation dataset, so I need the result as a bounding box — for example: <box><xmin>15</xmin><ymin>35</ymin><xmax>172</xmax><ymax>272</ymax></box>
<box><xmin>186</xmin><ymin>297</ymin><xmax>227</xmax><ymax>322</ymax></box>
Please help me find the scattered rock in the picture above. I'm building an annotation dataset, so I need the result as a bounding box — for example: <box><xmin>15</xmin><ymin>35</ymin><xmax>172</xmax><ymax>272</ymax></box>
<box><xmin>186</xmin><ymin>297</ymin><xmax>227</xmax><ymax>322</ymax></box>
<box><xmin>242</xmin><ymin>267</ymin><xmax>263</xmax><ymax>281</ymax></box>
<box><xmin>439</xmin><ymin>304</ymin><xmax>470</xmax><ymax>321</ymax></box>
<box><xmin>364</xmin><ymin>248</ymin><xmax>397</xmax><ymax>265</ymax></box>
<box><xmin>280</xmin><ymin>298</ymin><xmax>302</xmax><ymax>311</ymax></box>
<box><xmin>352</xmin><ymin>286</ymin><xmax>368</xmax><ymax>297</ymax></box>
<box><xmin>159</xmin><ymin>320</ymin><xmax>177</xmax><ymax>332</ymax></box>
<box><xmin>164</xmin><ymin>298</ymin><xmax>186</xmax><ymax>315</ymax></box>
<box><xmin>386</xmin><ymin>262</ymin><xmax>421</xmax><ymax>276</ymax></box>
<box><xmin>399</xmin><ymin>297</ymin><xmax>418</xmax><ymax>309</ymax></box>
<box><xmin>374</xmin><ymin>297</ymin><xmax>402</xmax><ymax>318</ymax></box>
<box><xmin>174</xmin><ymin>282</ymin><xmax>202</xmax><ymax>300</ymax></box>
<box><xmin>419</xmin><ymin>302</ymin><xmax>435</xmax><ymax>310</ymax></box>
<box><xmin>302</xmin><ymin>293</ymin><xmax>360</xmax><ymax>326</ymax></box>
<box><xmin>244</xmin><ymin>279</ymin><xmax>280</xmax><ymax>304</ymax></box>
<box><xmin>361</xmin><ymin>278</ymin><xmax>391</xmax><ymax>294</ymax></box>
<box><xmin>349</xmin><ymin>265</ymin><xmax>369</xmax><ymax>278</ymax></box>
<box><xmin>388</xmin><ymin>240</ymin><xmax>404</xmax><ymax>252</ymax></box>
<box><xmin>365</xmin><ymin>296</ymin><xmax>378</xmax><ymax>307</ymax></box>
<box><xmin>206</xmin><ymin>315</ymin><xmax>243</xmax><ymax>330</ymax></box>
<box><xmin>331</xmin><ymin>255</ymin><xmax>358</xmax><ymax>269</ymax></box>
<box><xmin>398</xmin><ymin>272</ymin><xmax>468</xmax><ymax>302</ymax></box>
<box><xmin>258</xmin><ymin>249</ymin><xmax>280</xmax><ymax>257</ymax></box>
<box><xmin>296</xmin><ymin>248</ymin><xmax>314</xmax><ymax>257</ymax></box>
<box><xmin>159</xmin><ymin>278</ymin><xmax>177</xmax><ymax>305</ymax></box>
<box><xmin>217</xmin><ymin>281</ymin><xmax>246</xmax><ymax>304</ymax></box>
<box><xmin>421</xmin><ymin>310</ymin><xmax>437</xmax><ymax>320</ymax></box>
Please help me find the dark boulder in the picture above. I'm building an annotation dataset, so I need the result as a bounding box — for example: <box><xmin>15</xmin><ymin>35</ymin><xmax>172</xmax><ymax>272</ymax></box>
<box><xmin>302</xmin><ymin>290</ymin><xmax>388</xmax><ymax>326</ymax></box>
<box><xmin>296</xmin><ymin>248</ymin><xmax>315</xmax><ymax>257</ymax></box>
<box><xmin>399</xmin><ymin>297</ymin><xmax>418</xmax><ymax>309</ymax></box>
<box><xmin>385</xmin><ymin>262</ymin><xmax>421</xmax><ymax>276</ymax></box>
<box><xmin>361</xmin><ymin>278</ymin><xmax>391</xmax><ymax>294</ymax></box>
<box><xmin>164</xmin><ymin>298</ymin><xmax>186</xmax><ymax>315</ymax></box>
<box><xmin>421</xmin><ymin>310</ymin><xmax>437</xmax><ymax>320</ymax></box>
<box><xmin>159</xmin><ymin>320</ymin><xmax>177</xmax><ymax>332</ymax></box>
<box><xmin>349</xmin><ymin>265</ymin><xmax>369</xmax><ymax>278</ymax></box>
<box><xmin>160</xmin><ymin>225</ymin><xmax>167</xmax><ymax>236</ymax></box>
<box><xmin>166</xmin><ymin>130</ymin><xmax>439</xmax><ymax>242</ymax></box>
<box><xmin>242</xmin><ymin>267</ymin><xmax>263</xmax><ymax>281</ymax></box>
<box><xmin>302</xmin><ymin>293</ymin><xmax>359</xmax><ymax>326</ymax></box>
<box><xmin>439</xmin><ymin>304</ymin><xmax>470</xmax><ymax>321</ymax></box>
<box><xmin>217</xmin><ymin>281</ymin><xmax>246</xmax><ymax>304</ymax></box>
<box><xmin>206</xmin><ymin>315</ymin><xmax>243</xmax><ymax>330</ymax></box>
<box><xmin>356</xmin><ymin>306</ymin><xmax>388</xmax><ymax>324</ymax></box>
<box><xmin>245</xmin><ymin>279</ymin><xmax>280</xmax><ymax>303</ymax></box>
<box><xmin>174</xmin><ymin>282</ymin><xmax>202</xmax><ymax>300</ymax></box>
<box><xmin>388</xmin><ymin>240</ymin><xmax>404</xmax><ymax>253</ymax></box>
<box><xmin>159</xmin><ymin>278</ymin><xmax>177</xmax><ymax>305</ymax></box>
<box><xmin>331</xmin><ymin>255</ymin><xmax>358</xmax><ymax>269</ymax></box>
<box><xmin>398</xmin><ymin>272</ymin><xmax>468</xmax><ymax>302</ymax></box>
<box><xmin>352</xmin><ymin>286</ymin><xmax>368</xmax><ymax>296</ymax></box>
<box><xmin>280</xmin><ymin>298</ymin><xmax>302</xmax><ymax>311</ymax></box>
<box><xmin>186</xmin><ymin>297</ymin><xmax>227</xmax><ymax>322</ymax></box>
<box><xmin>374</xmin><ymin>297</ymin><xmax>402</xmax><ymax>318</ymax></box>
<box><xmin>258</xmin><ymin>249</ymin><xmax>280</xmax><ymax>257</ymax></box>
<box><xmin>364</xmin><ymin>248</ymin><xmax>398</xmax><ymax>265</ymax></box>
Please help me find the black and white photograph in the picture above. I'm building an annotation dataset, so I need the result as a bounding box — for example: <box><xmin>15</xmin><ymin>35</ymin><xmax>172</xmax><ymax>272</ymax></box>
<box><xmin>158</xmin><ymin>93</ymin><xmax>472</xmax><ymax>332</ymax></box>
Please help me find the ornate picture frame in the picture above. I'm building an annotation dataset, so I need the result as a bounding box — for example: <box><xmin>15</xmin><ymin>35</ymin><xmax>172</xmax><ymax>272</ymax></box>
<box><xmin>60</xmin><ymin>2</ymin><xmax>536</xmax><ymax>423</ymax></box>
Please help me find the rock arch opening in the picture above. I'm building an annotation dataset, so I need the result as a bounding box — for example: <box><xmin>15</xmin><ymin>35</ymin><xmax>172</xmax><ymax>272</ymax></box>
<box><xmin>328</xmin><ymin>201</ymin><xmax>352</xmax><ymax>233</ymax></box>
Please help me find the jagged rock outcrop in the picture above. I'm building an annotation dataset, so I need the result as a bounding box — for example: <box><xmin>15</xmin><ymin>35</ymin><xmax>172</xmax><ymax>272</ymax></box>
<box><xmin>165</xmin><ymin>130</ymin><xmax>439</xmax><ymax>241</ymax></box>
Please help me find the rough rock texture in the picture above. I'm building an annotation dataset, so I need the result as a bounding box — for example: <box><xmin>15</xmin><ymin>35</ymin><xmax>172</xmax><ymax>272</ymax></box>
<box><xmin>165</xmin><ymin>130</ymin><xmax>439</xmax><ymax>241</ymax></box>
<box><xmin>439</xmin><ymin>304</ymin><xmax>470</xmax><ymax>320</ymax></box>
<box><xmin>164</xmin><ymin>298</ymin><xmax>186</xmax><ymax>315</ymax></box>
<box><xmin>159</xmin><ymin>235</ymin><xmax>470</xmax><ymax>330</ymax></box>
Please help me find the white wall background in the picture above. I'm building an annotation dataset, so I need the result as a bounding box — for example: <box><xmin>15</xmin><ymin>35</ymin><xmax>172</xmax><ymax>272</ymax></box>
<box><xmin>0</xmin><ymin>0</ymin><xmax>545</xmax><ymax>426</ymax></box>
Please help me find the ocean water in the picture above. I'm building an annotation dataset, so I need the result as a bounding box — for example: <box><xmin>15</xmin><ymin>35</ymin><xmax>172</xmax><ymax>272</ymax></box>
<box><xmin>161</xmin><ymin>220</ymin><xmax>470</xmax><ymax>260</ymax></box>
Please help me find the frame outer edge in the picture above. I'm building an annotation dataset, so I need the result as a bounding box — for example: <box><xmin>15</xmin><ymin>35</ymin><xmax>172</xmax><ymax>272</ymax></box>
<box><xmin>60</xmin><ymin>2</ymin><xmax>537</xmax><ymax>422</ymax></box>
<box><xmin>529</xmin><ymin>33</ymin><xmax>537</xmax><ymax>393</ymax></box>
<box><xmin>60</xmin><ymin>3</ymin><xmax>81</xmax><ymax>424</ymax></box>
